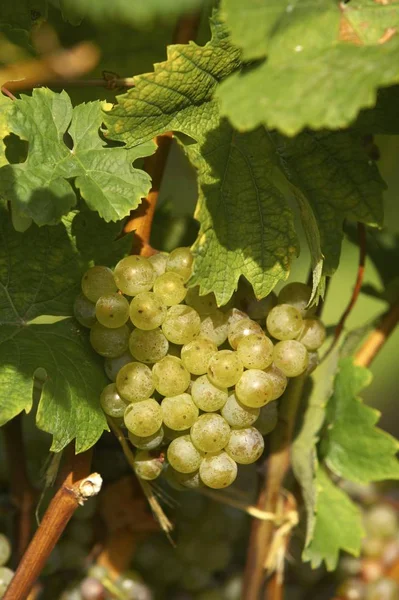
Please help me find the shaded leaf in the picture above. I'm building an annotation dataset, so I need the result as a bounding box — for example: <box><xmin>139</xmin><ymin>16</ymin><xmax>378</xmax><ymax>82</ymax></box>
<box><xmin>354</xmin><ymin>85</ymin><xmax>399</xmax><ymax>134</ymax></box>
<box><xmin>0</xmin><ymin>92</ymin><xmax>12</xmax><ymax>167</ymax></box>
<box><xmin>0</xmin><ymin>0</ymin><xmax>47</xmax><ymax>30</ymax></box>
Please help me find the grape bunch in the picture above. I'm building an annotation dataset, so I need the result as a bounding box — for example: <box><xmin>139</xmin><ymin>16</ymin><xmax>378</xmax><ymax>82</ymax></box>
<box><xmin>75</xmin><ymin>248</ymin><xmax>326</xmax><ymax>490</ymax></box>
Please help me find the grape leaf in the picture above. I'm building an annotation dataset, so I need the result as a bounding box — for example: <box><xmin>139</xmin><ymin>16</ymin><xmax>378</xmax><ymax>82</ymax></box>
<box><xmin>303</xmin><ymin>466</ymin><xmax>364</xmax><ymax>570</ymax></box>
<box><xmin>323</xmin><ymin>357</ymin><xmax>399</xmax><ymax>483</ymax></box>
<box><xmin>0</xmin><ymin>89</ymin><xmax>154</xmax><ymax>226</ymax></box>
<box><xmin>341</xmin><ymin>0</ymin><xmax>399</xmax><ymax>45</ymax></box>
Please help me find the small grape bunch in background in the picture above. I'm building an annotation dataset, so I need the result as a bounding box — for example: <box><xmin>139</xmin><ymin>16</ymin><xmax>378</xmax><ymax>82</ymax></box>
<box><xmin>74</xmin><ymin>248</ymin><xmax>326</xmax><ymax>490</ymax></box>
<box><xmin>0</xmin><ymin>532</ymin><xmax>14</xmax><ymax>597</ymax></box>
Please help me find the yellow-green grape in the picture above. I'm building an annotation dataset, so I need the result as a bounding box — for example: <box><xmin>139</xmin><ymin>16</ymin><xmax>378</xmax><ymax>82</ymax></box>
<box><xmin>161</xmin><ymin>393</ymin><xmax>199</xmax><ymax>431</ymax></box>
<box><xmin>228</xmin><ymin>318</ymin><xmax>264</xmax><ymax>350</ymax></box>
<box><xmin>221</xmin><ymin>393</ymin><xmax>259</xmax><ymax>428</ymax></box>
<box><xmin>254</xmin><ymin>401</ymin><xmax>278</xmax><ymax>435</ymax></box>
<box><xmin>235</xmin><ymin>369</ymin><xmax>274</xmax><ymax>408</ymax></box>
<box><xmin>128</xmin><ymin>427</ymin><xmax>164</xmax><ymax>450</ymax></box>
<box><xmin>198</xmin><ymin>310</ymin><xmax>229</xmax><ymax>346</ymax></box>
<box><xmin>167</xmin><ymin>435</ymin><xmax>202</xmax><ymax>473</ymax></box>
<box><xmin>129</xmin><ymin>291</ymin><xmax>167</xmax><ymax>330</ymax></box>
<box><xmin>95</xmin><ymin>293</ymin><xmax>129</xmax><ymax>328</ymax></box>
<box><xmin>364</xmin><ymin>505</ymin><xmax>398</xmax><ymax>540</ymax></box>
<box><xmin>181</xmin><ymin>338</ymin><xmax>218</xmax><ymax>375</ymax></box>
<box><xmin>199</xmin><ymin>452</ymin><xmax>237</xmax><ymax>489</ymax></box>
<box><xmin>226</xmin><ymin>308</ymin><xmax>248</xmax><ymax>329</ymax></box>
<box><xmin>162</xmin><ymin>305</ymin><xmax>201</xmax><ymax>345</ymax></box>
<box><xmin>225</xmin><ymin>427</ymin><xmax>264</xmax><ymax>464</ymax></box>
<box><xmin>278</xmin><ymin>282</ymin><xmax>316</xmax><ymax>316</ymax></box>
<box><xmin>124</xmin><ymin>399</ymin><xmax>162</xmax><ymax>436</ymax></box>
<box><xmin>190</xmin><ymin>413</ymin><xmax>231</xmax><ymax>453</ymax></box>
<box><xmin>134</xmin><ymin>450</ymin><xmax>163</xmax><ymax>480</ymax></box>
<box><xmin>0</xmin><ymin>535</ymin><xmax>11</xmax><ymax>567</ymax></box>
<box><xmin>148</xmin><ymin>252</ymin><xmax>168</xmax><ymax>277</ymax></box>
<box><xmin>100</xmin><ymin>383</ymin><xmax>128</xmax><ymax>418</ymax></box>
<box><xmin>113</xmin><ymin>255</ymin><xmax>156</xmax><ymax>296</ymax></box>
<box><xmin>129</xmin><ymin>328</ymin><xmax>169</xmax><ymax>363</ymax></box>
<box><xmin>266</xmin><ymin>304</ymin><xmax>303</xmax><ymax>340</ymax></box>
<box><xmin>172</xmin><ymin>469</ymin><xmax>203</xmax><ymax>489</ymax></box>
<box><xmin>365</xmin><ymin>578</ymin><xmax>399</xmax><ymax>600</ymax></box>
<box><xmin>273</xmin><ymin>340</ymin><xmax>309</xmax><ymax>377</ymax></box>
<box><xmin>152</xmin><ymin>356</ymin><xmax>190</xmax><ymax>396</ymax></box>
<box><xmin>166</xmin><ymin>247</ymin><xmax>193</xmax><ymax>282</ymax></box>
<box><xmin>191</xmin><ymin>375</ymin><xmax>228</xmax><ymax>412</ymax></box>
<box><xmin>90</xmin><ymin>323</ymin><xmax>130</xmax><ymax>358</ymax></box>
<box><xmin>297</xmin><ymin>318</ymin><xmax>326</xmax><ymax>350</ymax></box>
<box><xmin>73</xmin><ymin>293</ymin><xmax>96</xmax><ymax>328</ymax></box>
<box><xmin>207</xmin><ymin>350</ymin><xmax>243</xmax><ymax>388</ymax></box>
<box><xmin>236</xmin><ymin>333</ymin><xmax>274</xmax><ymax>369</ymax></box>
<box><xmin>104</xmin><ymin>351</ymin><xmax>133</xmax><ymax>382</ymax></box>
<box><xmin>116</xmin><ymin>362</ymin><xmax>154</xmax><ymax>402</ymax></box>
<box><xmin>153</xmin><ymin>272</ymin><xmax>187</xmax><ymax>306</ymax></box>
<box><xmin>185</xmin><ymin>286</ymin><xmax>218</xmax><ymax>315</ymax></box>
<box><xmin>263</xmin><ymin>364</ymin><xmax>288</xmax><ymax>400</ymax></box>
<box><xmin>0</xmin><ymin>567</ymin><xmax>14</xmax><ymax>596</ymax></box>
<box><xmin>81</xmin><ymin>266</ymin><xmax>117</xmax><ymax>302</ymax></box>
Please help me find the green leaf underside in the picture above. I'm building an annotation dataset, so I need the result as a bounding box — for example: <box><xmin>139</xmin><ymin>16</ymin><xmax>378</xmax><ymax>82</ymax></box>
<box><xmin>0</xmin><ymin>89</ymin><xmax>154</xmax><ymax>226</ymax></box>
<box><xmin>303</xmin><ymin>466</ymin><xmax>364</xmax><ymax>571</ymax></box>
<box><xmin>324</xmin><ymin>358</ymin><xmax>399</xmax><ymax>483</ymax></box>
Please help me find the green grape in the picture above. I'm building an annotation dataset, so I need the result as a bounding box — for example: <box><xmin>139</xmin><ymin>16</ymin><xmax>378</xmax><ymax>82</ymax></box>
<box><xmin>246</xmin><ymin>292</ymin><xmax>277</xmax><ymax>321</ymax></box>
<box><xmin>185</xmin><ymin>286</ymin><xmax>218</xmax><ymax>315</ymax></box>
<box><xmin>254</xmin><ymin>401</ymin><xmax>278</xmax><ymax>435</ymax></box>
<box><xmin>366</xmin><ymin>579</ymin><xmax>399</xmax><ymax>600</ymax></box>
<box><xmin>95</xmin><ymin>293</ymin><xmax>129</xmax><ymax>328</ymax></box>
<box><xmin>90</xmin><ymin>322</ymin><xmax>130</xmax><ymax>358</ymax></box>
<box><xmin>0</xmin><ymin>535</ymin><xmax>11</xmax><ymax>567</ymax></box>
<box><xmin>263</xmin><ymin>364</ymin><xmax>288</xmax><ymax>400</ymax></box>
<box><xmin>173</xmin><ymin>468</ymin><xmax>203</xmax><ymax>489</ymax></box>
<box><xmin>116</xmin><ymin>362</ymin><xmax>154</xmax><ymax>402</ymax></box>
<box><xmin>134</xmin><ymin>450</ymin><xmax>163</xmax><ymax>481</ymax></box>
<box><xmin>148</xmin><ymin>252</ymin><xmax>168</xmax><ymax>277</ymax></box>
<box><xmin>226</xmin><ymin>308</ymin><xmax>248</xmax><ymax>328</ymax></box>
<box><xmin>167</xmin><ymin>435</ymin><xmax>202</xmax><ymax>473</ymax></box>
<box><xmin>166</xmin><ymin>246</ymin><xmax>193</xmax><ymax>282</ymax></box>
<box><xmin>199</xmin><ymin>310</ymin><xmax>229</xmax><ymax>346</ymax></box>
<box><xmin>129</xmin><ymin>328</ymin><xmax>169</xmax><ymax>363</ymax></box>
<box><xmin>221</xmin><ymin>392</ymin><xmax>259</xmax><ymax>428</ymax></box>
<box><xmin>181</xmin><ymin>338</ymin><xmax>218</xmax><ymax>375</ymax></box>
<box><xmin>207</xmin><ymin>350</ymin><xmax>243</xmax><ymax>388</ymax></box>
<box><xmin>337</xmin><ymin>578</ymin><xmax>367</xmax><ymax>600</ymax></box>
<box><xmin>104</xmin><ymin>351</ymin><xmax>133</xmax><ymax>381</ymax></box>
<box><xmin>73</xmin><ymin>293</ymin><xmax>96</xmax><ymax>328</ymax></box>
<box><xmin>124</xmin><ymin>399</ymin><xmax>162</xmax><ymax>436</ymax></box>
<box><xmin>191</xmin><ymin>375</ymin><xmax>228</xmax><ymax>412</ymax></box>
<box><xmin>129</xmin><ymin>291</ymin><xmax>167</xmax><ymax>330</ymax></box>
<box><xmin>273</xmin><ymin>340</ymin><xmax>309</xmax><ymax>377</ymax></box>
<box><xmin>228</xmin><ymin>318</ymin><xmax>264</xmax><ymax>350</ymax></box>
<box><xmin>162</xmin><ymin>305</ymin><xmax>201</xmax><ymax>344</ymax></box>
<box><xmin>225</xmin><ymin>427</ymin><xmax>264</xmax><ymax>464</ymax></box>
<box><xmin>161</xmin><ymin>393</ymin><xmax>199</xmax><ymax>430</ymax></box>
<box><xmin>81</xmin><ymin>265</ymin><xmax>117</xmax><ymax>302</ymax></box>
<box><xmin>152</xmin><ymin>355</ymin><xmax>190</xmax><ymax>396</ymax></box>
<box><xmin>278</xmin><ymin>282</ymin><xmax>316</xmax><ymax>316</ymax></box>
<box><xmin>153</xmin><ymin>272</ymin><xmax>187</xmax><ymax>305</ymax></box>
<box><xmin>100</xmin><ymin>383</ymin><xmax>128</xmax><ymax>418</ymax></box>
<box><xmin>364</xmin><ymin>504</ymin><xmax>398</xmax><ymax>540</ymax></box>
<box><xmin>199</xmin><ymin>452</ymin><xmax>237</xmax><ymax>489</ymax></box>
<box><xmin>113</xmin><ymin>255</ymin><xmax>156</xmax><ymax>296</ymax></box>
<box><xmin>80</xmin><ymin>577</ymin><xmax>105</xmax><ymax>600</ymax></box>
<box><xmin>190</xmin><ymin>413</ymin><xmax>231</xmax><ymax>452</ymax></box>
<box><xmin>297</xmin><ymin>318</ymin><xmax>326</xmax><ymax>350</ymax></box>
<box><xmin>128</xmin><ymin>427</ymin><xmax>164</xmax><ymax>450</ymax></box>
<box><xmin>237</xmin><ymin>333</ymin><xmax>274</xmax><ymax>369</ymax></box>
<box><xmin>0</xmin><ymin>567</ymin><xmax>14</xmax><ymax>596</ymax></box>
<box><xmin>235</xmin><ymin>369</ymin><xmax>275</xmax><ymax>408</ymax></box>
<box><xmin>266</xmin><ymin>304</ymin><xmax>303</xmax><ymax>340</ymax></box>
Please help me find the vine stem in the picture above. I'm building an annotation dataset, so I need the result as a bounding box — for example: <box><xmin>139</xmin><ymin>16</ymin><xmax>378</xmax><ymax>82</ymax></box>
<box><xmin>3</xmin><ymin>446</ymin><xmax>101</xmax><ymax>600</ymax></box>
<box><xmin>354</xmin><ymin>300</ymin><xmax>399</xmax><ymax>368</ymax></box>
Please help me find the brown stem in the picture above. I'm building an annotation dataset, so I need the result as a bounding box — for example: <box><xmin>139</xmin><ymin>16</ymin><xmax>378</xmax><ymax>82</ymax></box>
<box><xmin>354</xmin><ymin>300</ymin><xmax>399</xmax><ymax>368</ymax></box>
<box><xmin>4</xmin><ymin>446</ymin><xmax>100</xmax><ymax>600</ymax></box>
<box><xmin>1</xmin><ymin>87</ymin><xmax>17</xmax><ymax>101</ymax></box>
<box><xmin>9</xmin><ymin>76</ymin><xmax>135</xmax><ymax>91</ymax></box>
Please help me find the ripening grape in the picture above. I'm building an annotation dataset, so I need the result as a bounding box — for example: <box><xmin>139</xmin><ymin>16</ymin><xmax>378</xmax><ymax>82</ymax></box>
<box><xmin>365</xmin><ymin>578</ymin><xmax>399</xmax><ymax>600</ymax></box>
<box><xmin>116</xmin><ymin>362</ymin><xmax>154</xmax><ymax>402</ymax></box>
<box><xmin>148</xmin><ymin>252</ymin><xmax>168</xmax><ymax>277</ymax></box>
<box><xmin>190</xmin><ymin>413</ymin><xmax>231</xmax><ymax>453</ymax></box>
<box><xmin>0</xmin><ymin>535</ymin><xmax>11</xmax><ymax>567</ymax></box>
<box><xmin>199</xmin><ymin>452</ymin><xmax>238</xmax><ymax>489</ymax></box>
<box><xmin>161</xmin><ymin>305</ymin><xmax>201</xmax><ymax>345</ymax></box>
<box><xmin>181</xmin><ymin>338</ymin><xmax>218</xmax><ymax>375</ymax></box>
<box><xmin>191</xmin><ymin>375</ymin><xmax>228</xmax><ymax>412</ymax></box>
<box><xmin>166</xmin><ymin>247</ymin><xmax>193</xmax><ymax>282</ymax></box>
<box><xmin>80</xmin><ymin>577</ymin><xmax>106</xmax><ymax>600</ymax></box>
<box><xmin>228</xmin><ymin>318</ymin><xmax>264</xmax><ymax>350</ymax></box>
<box><xmin>81</xmin><ymin>266</ymin><xmax>117</xmax><ymax>303</ymax></box>
<box><xmin>364</xmin><ymin>504</ymin><xmax>398</xmax><ymax>540</ymax></box>
<box><xmin>90</xmin><ymin>322</ymin><xmax>130</xmax><ymax>358</ymax></box>
<box><xmin>263</xmin><ymin>364</ymin><xmax>288</xmax><ymax>400</ymax></box>
<box><xmin>104</xmin><ymin>351</ymin><xmax>133</xmax><ymax>381</ymax></box>
<box><xmin>153</xmin><ymin>272</ymin><xmax>187</xmax><ymax>306</ymax></box>
<box><xmin>297</xmin><ymin>318</ymin><xmax>326</xmax><ymax>350</ymax></box>
<box><xmin>100</xmin><ymin>383</ymin><xmax>128</xmax><ymax>418</ymax></box>
<box><xmin>0</xmin><ymin>567</ymin><xmax>14</xmax><ymax>596</ymax></box>
<box><xmin>225</xmin><ymin>427</ymin><xmax>264</xmax><ymax>464</ymax></box>
<box><xmin>235</xmin><ymin>369</ymin><xmax>274</xmax><ymax>408</ymax></box>
<box><xmin>167</xmin><ymin>435</ymin><xmax>202</xmax><ymax>473</ymax></box>
<box><xmin>207</xmin><ymin>350</ymin><xmax>243</xmax><ymax>388</ymax></box>
<box><xmin>226</xmin><ymin>308</ymin><xmax>248</xmax><ymax>329</ymax></box>
<box><xmin>124</xmin><ymin>399</ymin><xmax>162</xmax><ymax>437</ymax></box>
<box><xmin>273</xmin><ymin>340</ymin><xmax>309</xmax><ymax>377</ymax></box>
<box><xmin>73</xmin><ymin>293</ymin><xmax>96</xmax><ymax>328</ymax></box>
<box><xmin>254</xmin><ymin>401</ymin><xmax>278</xmax><ymax>435</ymax></box>
<box><xmin>185</xmin><ymin>286</ymin><xmax>218</xmax><ymax>315</ymax></box>
<box><xmin>129</xmin><ymin>291</ymin><xmax>167</xmax><ymax>330</ymax></box>
<box><xmin>113</xmin><ymin>255</ymin><xmax>156</xmax><ymax>296</ymax></box>
<box><xmin>172</xmin><ymin>468</ymin><xmax>203</xmax><ymax>489</ymax></box>
<box><xmin>95</xmin><ymin>293</ymin><xmax>129</xmax><ymax>328</ymax></box>
<box><xmin>128</xmin><ymin>427</ymin><xmax>164</xmax><ymax>450</ymax></box>
<box><xmin>266</xmin><ymin>304</ymin><xmax>303</xmax><ymax>340</ymax></box>
<box><xmin>221</xmin><ymin>393</ymin><xmax>259</xmax><ymax>428</ymax></box>
<box><xmin>129</xmin><ymin>328</ymin><xmax>169</xmax><ymax>363</ymax></box>
<box><xmin>198</xmin><ymin>310</ymin><xmax>229</xmax><ymax>346</ymax></box>
<box><xmin>278</xmin><ymin>282</ymin><xmax>316</xmax><ymax>316</ymax></box>
<box><xmin>134</xmin><ymin>451</ymin><xmax>163</xmax><ymax>481</ymax></box>
<box><xmin>161</xmin><ymin>393</ymin><xmax>199</xmax><ymax>431</ymax></box>
<box><xmin>152</xmin><ymin>356</ymin><xmax>190</xmax><ymax>396</ymax></box>
<box><xmin>236</xmin><ymin>333</ymin><xmax>274</xmax><ymax>369</ymax></box>
<box><xmin>337</xmin><ymin>578</ymin><xmax>367</xmax><ymax>600</ymax></box>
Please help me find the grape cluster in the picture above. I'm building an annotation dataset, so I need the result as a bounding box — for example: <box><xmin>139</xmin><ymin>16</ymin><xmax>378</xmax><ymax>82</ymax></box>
<box><xmin>75</xmin><ymin>248</ymin><xmax>326</xmax><ymax>490</ymax></box>
<box><xmin>0</xmin><ymin>533</ymin><xmax>13</xmax><ymax>598</ymax></box>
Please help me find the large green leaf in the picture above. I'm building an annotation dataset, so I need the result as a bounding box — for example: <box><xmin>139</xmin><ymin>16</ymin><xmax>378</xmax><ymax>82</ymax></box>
<box><xmin>341</xmin><ymin>0</ymin><xmax>399</xmax><ymax>45</ymax></box>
